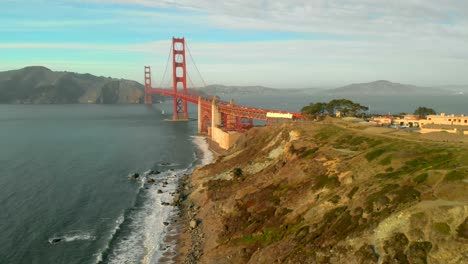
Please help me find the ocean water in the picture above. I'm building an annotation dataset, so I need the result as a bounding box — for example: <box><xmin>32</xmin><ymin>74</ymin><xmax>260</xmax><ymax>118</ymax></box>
<box><xmin>0</xmin><ymin>104</ymin><xmax>209</xmax><ymax>264</ymax></box>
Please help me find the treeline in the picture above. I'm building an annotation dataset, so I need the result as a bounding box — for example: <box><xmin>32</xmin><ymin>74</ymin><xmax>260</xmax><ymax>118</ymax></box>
<box><xmin>301</xmin><ymin>99</ymin><xmax>437</xmax><ymax>119</ymax></box>
<box><xmin>301</xmin><ymin>99</ymin><xmax>368</xmax><ymax>118</ymax></box>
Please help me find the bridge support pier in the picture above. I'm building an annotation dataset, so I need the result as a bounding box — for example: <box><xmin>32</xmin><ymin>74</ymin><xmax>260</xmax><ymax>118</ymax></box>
<box><xmin>211</xmin><ymin>97</ymin><xmax>221</xmax><ymax>130</ymax></box>
<box><xmin>198</xmin><ymin>96</ymin><xmax>202</xmax><ymax>133</ymax></box>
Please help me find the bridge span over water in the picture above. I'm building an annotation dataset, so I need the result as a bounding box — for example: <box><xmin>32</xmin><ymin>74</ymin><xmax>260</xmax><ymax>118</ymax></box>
<box><xmin>143</xmin><ymin>37</ymin><xmax>303</xmax><ymax>147</ymax></box>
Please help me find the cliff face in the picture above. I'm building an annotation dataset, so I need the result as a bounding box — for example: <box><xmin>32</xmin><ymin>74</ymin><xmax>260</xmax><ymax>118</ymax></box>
<box><xmin>189</xmin><ymin>119</ymin><xmax>468</xmax><ymax>263</ymax></box>
<box><xmin>0</xmin><ymin>66</ymin><xmax>144</xmax><ymax>104</ymax></box>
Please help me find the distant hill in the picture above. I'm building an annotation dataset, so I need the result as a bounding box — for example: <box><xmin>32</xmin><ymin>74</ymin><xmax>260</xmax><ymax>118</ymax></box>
<box><xmin>435</xmin><ymin>85</ymin><xmax>468</xmax><ymax>95</ymax></box>
<box><xmin>199</xmin><ymin>85</ymin><xmax>326</xmax><ymax>96</ymax></box>
<box><xmin>324</xmin><ymin>80</ymin><xmax>451</xmax><ymax>96</ymax></box>
<box><xmin>0</xmin><ymin>66</ymin><xmax>147</xmax><ymax>104</ymax></box>
<box><xmin>201</xmin><ymin>84</ymin><xmax>277</xmax><ymax>95</ymax></box>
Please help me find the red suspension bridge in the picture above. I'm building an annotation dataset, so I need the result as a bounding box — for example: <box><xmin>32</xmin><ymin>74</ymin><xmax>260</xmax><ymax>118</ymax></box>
<box><xmin>144</xmin><ymin>37</ymin><xmax>303</xmax><ymax>135</ymax></box>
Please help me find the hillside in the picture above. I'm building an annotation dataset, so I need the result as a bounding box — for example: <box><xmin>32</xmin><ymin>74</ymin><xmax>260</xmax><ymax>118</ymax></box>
<box><xmin>0</xmin><ymin>66</ymin><xmax>147</xmax><ymax>104</ymax></box>
<box><xmin>325</xmin><ymin>80</ymin><xmax>450</xmax><ymax>96</ymax></box>
<box><xmin>180</xmin><ymin>119</ymin><xmax>468</xmax><ymax>263</ymax></box>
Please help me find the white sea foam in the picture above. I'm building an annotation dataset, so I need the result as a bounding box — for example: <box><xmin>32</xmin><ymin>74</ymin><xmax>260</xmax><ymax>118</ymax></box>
<box><xmin>142</xmin><ymin>170</ymin><xmax>181</xmax><ymax>264</ymax></box>
<box><xmin>191</xmin><ymin>136</ymin><xmax>215</xmax><ymax>166</ymax></box>
<box><xmin>63</xmin><ymin>232</ymin><xmax>96</xmax><ymax>242</ymax></box>
<box><xmin>48</xmin><ymin>231</ymin><xmax>96</xmax><ymax>245</ymax></box>
<box><xmin>101</xmin><ymin>136</ymin><xmax>214</xmax><ymax>264</ymax></box>
<box><xmin>106</xmin><ymin>170</ymin><xmax>182</xmax><ymax>264</ymax></box>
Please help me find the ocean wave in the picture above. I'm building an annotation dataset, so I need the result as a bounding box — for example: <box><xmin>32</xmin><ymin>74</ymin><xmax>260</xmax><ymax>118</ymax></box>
<box><xmin>191</xmin><ymin>136</ymin><xmax>214</xmax><ymax>166</ymax></box>
<box><xmin>94</xmin><ymin>214</ymin><xmax>125</xmax><ymax>263</ymax></box>
<box><xmin>97</xmin><ymin>137</ymin><xmax>213</xmax><ymax>263</ymax></box>
<box><xmin>48</xmin><ymin>231</ymin><xmax>96</xmax><ymax>245</ymax></box>
<box><xmin>103</xmin><ymin>169</ymin><xmax>183</xmax><ymax>264</ymax></box>
<box><xmin>158</xmin><ymin>162</ymin><xmax>180</xmax><ymax>167</ymax></box>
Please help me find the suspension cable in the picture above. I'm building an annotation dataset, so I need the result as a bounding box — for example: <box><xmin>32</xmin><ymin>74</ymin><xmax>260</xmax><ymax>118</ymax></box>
<box><xmin>158</xmin><ymin>42</ymin><xmax>173</xmax><ymax>89</ymax></box>
<box><xmin>187</xmin><ymin>73</ymin><xmax>197</xmax><ymax>95</ymax></box>
<box><xmin>186</xmin><ymin>42</ymin><xmax>208</xmax><ymax>88</ymax></box>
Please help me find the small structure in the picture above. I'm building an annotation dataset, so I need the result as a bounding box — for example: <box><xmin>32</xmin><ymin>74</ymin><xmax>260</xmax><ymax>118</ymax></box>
<box><xmin>419</xmin><ymin>113</ymin><xmax>468</xmax><ymax>127</ymax></box>
<box><xmin>393</xmin><ymin>114</ymin><xmax>421</xmax><ymax>127</ymax></box>
<box><xmin>372</xmin><ymin>114</ymin><xmax>394</xmax><ymax>126</ymax></box>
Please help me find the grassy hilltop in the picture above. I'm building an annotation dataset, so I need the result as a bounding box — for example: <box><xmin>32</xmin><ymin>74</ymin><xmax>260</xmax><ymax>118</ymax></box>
<box><xmin>183</xmin><ymin>118</ymin><xmax>468</xmax><ymax>263</ymax></box>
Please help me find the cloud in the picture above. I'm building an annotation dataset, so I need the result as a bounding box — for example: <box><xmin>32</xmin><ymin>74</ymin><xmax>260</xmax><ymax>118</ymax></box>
<box><xmin>85</xmin><ymin>0</ymin><xmax>468</xmax><ymax>35</ymax></box>
<box><xmin>2</xmin><ymin>1</ymin><xmax>468</xmax><ymax>87</ymax></box>
<box><xmin>2</xmin><ymin>36</ymin><xmax>468</xmax><ymax>87</ymax></box>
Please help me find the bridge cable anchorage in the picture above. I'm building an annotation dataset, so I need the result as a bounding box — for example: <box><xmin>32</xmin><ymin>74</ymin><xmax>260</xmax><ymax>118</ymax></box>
<box><xmin>186</xmin><ymin>42</ymin><xmax>208</xmax><ymax>89</ymax></box>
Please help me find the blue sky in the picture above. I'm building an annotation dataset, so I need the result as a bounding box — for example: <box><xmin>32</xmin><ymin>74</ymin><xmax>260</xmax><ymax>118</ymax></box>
<box><xmin>1</xmin><ymin>0</ymin><xmax>467</xmax><ymax>88</ymax></box>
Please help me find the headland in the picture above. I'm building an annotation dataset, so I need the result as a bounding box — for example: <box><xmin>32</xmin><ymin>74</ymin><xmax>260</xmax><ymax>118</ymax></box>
<box><xmin>176</xmin><ymin>117</ymin><xmax>468</xmax><ymax>263</ymax></box>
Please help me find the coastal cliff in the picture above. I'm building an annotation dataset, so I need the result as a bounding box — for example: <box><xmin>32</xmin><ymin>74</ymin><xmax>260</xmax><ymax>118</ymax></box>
<box><xmin>181</xmin><ymin>119</ymin><xmax>468</xmax><ymax>263</ymax></box>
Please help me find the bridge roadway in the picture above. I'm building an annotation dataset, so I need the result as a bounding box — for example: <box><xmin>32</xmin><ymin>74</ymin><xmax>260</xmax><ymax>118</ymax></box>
<box><xmin>148</xmin><ymin>88</ymin><xmax>304</xmax><ymax>121</ymax></box>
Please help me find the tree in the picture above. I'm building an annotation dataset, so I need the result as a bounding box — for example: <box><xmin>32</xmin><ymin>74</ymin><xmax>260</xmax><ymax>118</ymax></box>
<box><xmin>326</xmin><ymin>99</ymin><xmax>368</xmax><ymax>117</ymax></box>
<box><xmin>414</xmin><ymin>106</ymin><xmax>436</xmax><ymax>118</ymax></box>
<box><xmin>301</xmin><ymin>102</ymin><xmax>327</xmax><ymax>117</ymax></box>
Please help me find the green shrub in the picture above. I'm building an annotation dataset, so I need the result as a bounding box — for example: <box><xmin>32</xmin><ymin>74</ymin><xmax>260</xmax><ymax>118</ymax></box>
<box><xmin>433</xmin><ymin>222</ymin><xmax>451</xmax><ymax>235</ymax></box>
<box><xmin>365</xmin><ymin>148</ymin><xmax>387</xmax><ymax>161</ymax></box>
<box><xmin>414</xmin><ymin>173</ymin><xmax>428</xmax><ymax>184</ymax></box>
<box><xmin>444</xmin><ymin>169</ymin><xmax>466</xmax><ymax>181</ymax></box>
<box><xmin>379</xmin><ymin>155</ymin><xmax>393</xmax><ymax>165</ymax></box>
<box><xmin>232</xmin><ymin>168</ymin><xmax>243</xmax><ymax>178</ymax></box>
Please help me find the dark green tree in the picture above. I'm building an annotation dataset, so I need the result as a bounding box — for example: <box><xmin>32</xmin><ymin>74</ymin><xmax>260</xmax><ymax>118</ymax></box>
<box><xmin>414</xmin><ymin>106</ymin><xmax>436</xmax><ymax>118</ymax></box>
<box><xmin>301</xmin><ymin>102</ymin><xmax>327</xmax><ymax>117</ymax></box>
<box><xmin>326</xmin><ymin>99</ymin><xmax>368</xmax><ymax>117</ymax></box>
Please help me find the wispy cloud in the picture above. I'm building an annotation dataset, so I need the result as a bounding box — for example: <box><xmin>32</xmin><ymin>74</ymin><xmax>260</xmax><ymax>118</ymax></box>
<box><xmin>1</xmin><ymin>0</ymin><xmax>468</xmax><ymax>86</ymax></box>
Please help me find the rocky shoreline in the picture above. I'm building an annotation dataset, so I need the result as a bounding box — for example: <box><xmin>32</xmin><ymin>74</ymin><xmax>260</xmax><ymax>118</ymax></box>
<box><xmin>175</xmin><ymin>170</ymin><xmax>205</xmax><ymax>263</ymax></box>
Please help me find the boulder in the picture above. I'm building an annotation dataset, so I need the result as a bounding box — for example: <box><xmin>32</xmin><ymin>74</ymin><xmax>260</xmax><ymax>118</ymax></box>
<box><xmin>190</xmin><ymin>219</ymin><xmax>198</xmax><ymax>229</ymax></box>
<box><xmin>157</xmin><ymin>189</ymin><xmax>163</xmax><ymax>194</ymax></box>
<box><xmin>173</xmin><ymin>194</ymin><xmax>181</xmax><ymax>203</ymax></box>
<box><xmin>50</xmin><ymin>238</ymin><xmax>62</xmax><ymax>244</ymax></box>
<box><xmin>129</xmin><ymin>173</ymin><xmax>139</xmax><ymax>180</ymax></box>
<box><xmin>147</xmin><ymin>178</ymin><xmax>156</xmax><ymax>184</ymax></box>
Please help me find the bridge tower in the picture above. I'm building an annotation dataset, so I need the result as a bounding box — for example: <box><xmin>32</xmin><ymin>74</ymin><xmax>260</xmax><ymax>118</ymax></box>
<box><xmin>172</xmin><ymin>37</ymin><xmax>188</xmax><ymax>120</ymax></box>
<box><xmin>144</xmin><ymin>66</ymin><xmax>152</xmax><ymax>104</ymax></box>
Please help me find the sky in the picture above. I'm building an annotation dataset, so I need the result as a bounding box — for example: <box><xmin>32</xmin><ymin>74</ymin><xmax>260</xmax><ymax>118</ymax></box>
<box><xmin>0</xmin><ymin>0</ymin><xmax>467</xmax><ymax>88</ymax></box>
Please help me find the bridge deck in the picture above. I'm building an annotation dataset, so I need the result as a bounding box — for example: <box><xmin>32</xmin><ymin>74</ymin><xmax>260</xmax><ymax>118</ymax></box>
<box><xmin>149</xmin><ymin>88</ymin><xmax>303</xmax><ymax>121</ymax></box>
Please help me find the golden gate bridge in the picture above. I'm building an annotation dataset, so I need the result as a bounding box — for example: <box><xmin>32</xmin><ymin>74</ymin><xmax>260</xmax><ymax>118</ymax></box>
<box><xmin>143</xmin><ymin>37</ymin><xmax>304</xmax><ymax>136</ymax></box>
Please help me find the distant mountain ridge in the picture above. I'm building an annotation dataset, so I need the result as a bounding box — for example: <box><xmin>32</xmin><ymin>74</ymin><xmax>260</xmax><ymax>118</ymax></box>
<box><xmin>1</xmin><ymin>67</ymin><xmax>465</xmax><ymax>104</ymax></box>
<box><xmin>324</xmin><ymin>80</ymin><xmax>453</xmax><ymax>96</ymax></box>
<box><xmin>0</xmin><ymin>66</ymin><xmax>145</xmax><ymax>104</ymax></box>
<box><xmin>202</xmin><ymin>84</ymin><xmax>277</xmax><ymax>95</ymax></box>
